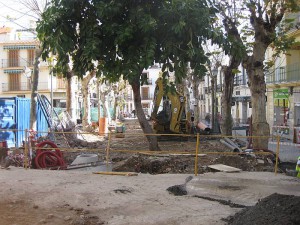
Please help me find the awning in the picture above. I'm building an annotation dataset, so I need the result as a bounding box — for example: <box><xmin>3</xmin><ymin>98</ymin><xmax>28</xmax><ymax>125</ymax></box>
<box><xmin>3</xmin><ymin>45</ymin><xmax>36</xmax><ymax>50</ymax></box>
<box><xmin>4</xmin><ymin>69</ymin><xmax>23</xmax><ymax>74</ymax></box>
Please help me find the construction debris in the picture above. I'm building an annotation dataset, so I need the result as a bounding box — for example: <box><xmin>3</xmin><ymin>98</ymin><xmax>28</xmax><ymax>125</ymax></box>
<box><xmin>208</xmin><ymin>164</ymin><xmax>241</xmax><ymax>173</ymax></box>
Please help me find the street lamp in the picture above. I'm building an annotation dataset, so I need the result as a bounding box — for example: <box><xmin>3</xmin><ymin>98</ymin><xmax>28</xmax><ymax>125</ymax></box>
<box><xmin>211</xmin><ymin>68</ymin><xmax>219</xmax><ymax>133</ymax></box>
<box><xmin>50</xmin><ymin>59</ymin><xmax>57</xmax><ymax>126</ymax></box>
<box><xmin>50</xmin><ymin>68</ymin><xmax>53</xmax><ymax>121</ymax></box>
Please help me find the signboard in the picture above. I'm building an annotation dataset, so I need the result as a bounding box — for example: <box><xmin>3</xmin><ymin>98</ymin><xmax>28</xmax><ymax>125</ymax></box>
<box><xmin>273</xmin><ymin>89</ymin><xmax>289</xmax><ymax>99</ymax></box>
<box><xmin>273</xmin><ymin>89</ymin><xmax>289</xmax><ymax>107</ymax></box>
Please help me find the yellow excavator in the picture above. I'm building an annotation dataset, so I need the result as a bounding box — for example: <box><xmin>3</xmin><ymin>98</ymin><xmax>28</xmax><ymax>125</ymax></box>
<box><xmin>150</xmin><ymin>77</ymin><xmax>191</xmax><ymax>134</ymax></box>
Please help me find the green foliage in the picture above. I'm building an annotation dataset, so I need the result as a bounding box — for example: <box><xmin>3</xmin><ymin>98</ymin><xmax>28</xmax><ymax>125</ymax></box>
<box><xmin>37</xmin><ymin>0</ymin><xmax>217</xmax><ymax>84</ymax></box>
<box><xmin>231</xmin><ymin>68</ymin><xmax>241</xmax><ymax>75</ymax></box>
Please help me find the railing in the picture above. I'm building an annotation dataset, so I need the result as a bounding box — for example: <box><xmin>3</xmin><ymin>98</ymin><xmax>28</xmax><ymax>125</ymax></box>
<box><xmin>141</xmin><ymin>94</ymin><xmax>153</xmax><ymax>100</ymax></box>
<box><xmin>1</xmin><ymin>82</ymin><xmax>49</xmax><ymax>92</ymax></box>
<box><xmin>1</xmin><ymin>58</ymin><xmax>49</xmax><ymax>68</ymax></box>
<box><xmin>234</xmin><ymin>75</ymin><xmax>247</xmax><ymax>86</ymax></box>
<box><xmin>147</xmin><ymin>79</ymin><xmax>153</xmax><ymax>85</ymax></box>
<box><xmin>1</xmin><ymin>58</ymin><xmax>33</xmax><ymax>68</ymax></box>
<box><xmin>266</xmin><ymin>63</ymin><xmax>300</xmax><ymax>84</ymax></box>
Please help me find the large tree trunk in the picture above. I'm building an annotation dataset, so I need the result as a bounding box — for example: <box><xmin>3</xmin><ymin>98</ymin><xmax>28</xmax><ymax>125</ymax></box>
<box><xmin>192</xmin><ymin>77</ymin><xmax>200</xmax><ymax>124</ymax></box>
<box><xmin>98</xmin><ymin>82</ymin><xmax>109</xmax><ymax>118</ymax></box>
<box><xmin>130</xmin><ymin>76</ymin><xmax>159</xmax><ymax>151</ymax></box>
<box><xmin>221</xmin><ymin>67</ymin><xmax>234</xmax><ymax>136</ymax></box>
<box><xmin>245</xmin><ymin>55</ymin><xmax>269</xmax><ymax>150</ymax></box>
<box><xmin>221</xmin><ymin>56</ymin><xmax>241</xmax><ymax>136</ymax></box>
<box><xmin>66</xmin><ymin>69</ymin><xmax>76</xmax><ymax>120</ymax></box>
<box><xmin>211</xmin><ymin>76</ymin><xmax>216</xmax><ymax>132</ymax></box>
<box><xmin>81</xmin><ymin>71</ymin><xmax>95</xmax><ymax>130</ymax></box>
<box><xmin>30</xmin><ymin>48</ymin><xmax>42</xmax><ymax>130</ymax></box>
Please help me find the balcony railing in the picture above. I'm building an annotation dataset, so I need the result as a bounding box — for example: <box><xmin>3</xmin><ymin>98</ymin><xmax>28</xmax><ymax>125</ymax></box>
<box><xmin>1</xmin><ymin>58</ymin><xmax>49</xmax><ymax>68</ymax></box>
<box><xmin>266</xmin><ymin>63</ymin><xmax>300</xmax><ymax>84</ymax></box>
<box><xmin>141</xmin><ymin>94</ymin><xmax>153</xmax><ymax>100</ymax></box>
<box><xmin>2</xmin><ymin>82</ymin><xmax>49</xmax><ymax>92</ymax></box>
<box><xmin>141</xmin><ymin>79</ymin><xmax>153</xmax><ymax>85</ymax></box>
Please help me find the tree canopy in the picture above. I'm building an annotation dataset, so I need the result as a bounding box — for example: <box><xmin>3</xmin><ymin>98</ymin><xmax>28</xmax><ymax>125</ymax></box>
<box><xmin>37</xmin><ymin>0</ymin><xmax>219</xmax><ymax>82</ymax></box>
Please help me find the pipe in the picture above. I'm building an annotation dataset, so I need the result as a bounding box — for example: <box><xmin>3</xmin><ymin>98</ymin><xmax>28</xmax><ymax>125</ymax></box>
<box><xmin>197</xmin><ymin>122</ymin><xmax>211</xmax><ymax>133</ymax></box>
<box><xmin>220</xmin><ymin>139</ymin><xmax>239</xmax><ymax>152</ymax></box>
<box><xmin>224</xmin><ymin>137</ymin><xmax>242</xmax><ymax>152</ymax></box>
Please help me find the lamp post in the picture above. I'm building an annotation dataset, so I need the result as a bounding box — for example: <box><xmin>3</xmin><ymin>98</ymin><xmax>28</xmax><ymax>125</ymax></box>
<box><xmin>211</xmin><ymin>68</ymin><xmax>218</xmax><ymax>133</ymax></box>
<box><xmin>51</xmin><ymin>68</ymin><xmax>53</xmax><ymax>120</ymax></box>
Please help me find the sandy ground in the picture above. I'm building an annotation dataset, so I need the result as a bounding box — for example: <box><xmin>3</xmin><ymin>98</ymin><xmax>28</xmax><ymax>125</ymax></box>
<box><xmin>0</xmin><ymin>168</ymin><xmax>299</xmax><ymax>225</ymax></box>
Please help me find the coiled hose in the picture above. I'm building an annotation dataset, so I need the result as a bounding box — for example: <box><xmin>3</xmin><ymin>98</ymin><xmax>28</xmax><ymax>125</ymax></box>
<box><xmin>34</xmin><ymin>141</ymin><xmax>66</xmax><ymax>169</ymax></box>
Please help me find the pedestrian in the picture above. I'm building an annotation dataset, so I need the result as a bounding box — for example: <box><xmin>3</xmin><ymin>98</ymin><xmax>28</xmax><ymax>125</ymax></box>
<box><xmin>296</xmin><ymin>156</ymin><xmax>300</xmax><ymax>178</ymax></box>
<box><xmin>132</xmin><ymin>109</ymin><xmax>136</xmax><ymax>118</ymax></box>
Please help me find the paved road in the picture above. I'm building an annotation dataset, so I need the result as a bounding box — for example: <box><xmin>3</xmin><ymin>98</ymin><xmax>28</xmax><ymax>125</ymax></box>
<box><xmin>187</xmin><ymin>172</ymin><xmax>300</xmax><ymax>207</ymax></box>
<box><xmin>232</xmin><ymin>130</ymin><xmax>300</xmax><ymax>163</ymax></box>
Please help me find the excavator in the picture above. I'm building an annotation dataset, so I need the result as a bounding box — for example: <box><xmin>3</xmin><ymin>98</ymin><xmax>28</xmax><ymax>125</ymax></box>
<box><xmin>150</xmin><ymin>77</ymin><xmax>192</xmax><ymax>135</ymax></box>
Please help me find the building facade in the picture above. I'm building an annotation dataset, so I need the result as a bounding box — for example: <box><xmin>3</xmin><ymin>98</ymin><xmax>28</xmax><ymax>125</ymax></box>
<box><xmin>0</xmin><ymin>27</ymin><xmax>71</xmax><ymax>115</ymax></box>
<box><xmin>266</xmin><ymin>11</ymin><xmax>300</xmax><ymax>141</ymax></box>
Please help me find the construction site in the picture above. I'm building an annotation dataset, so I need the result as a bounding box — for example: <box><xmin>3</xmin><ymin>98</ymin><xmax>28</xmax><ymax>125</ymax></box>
<box><xmin>1</xmin><ymin>115</ymin><xmax>300</xmax><ymax>225</ymax></box>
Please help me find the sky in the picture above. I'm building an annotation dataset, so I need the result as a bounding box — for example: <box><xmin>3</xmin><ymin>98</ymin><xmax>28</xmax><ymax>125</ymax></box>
<box><xmin>0</xmin><ymin>0</ymin><xmax>43</xmax><ymax>30</ymax></box>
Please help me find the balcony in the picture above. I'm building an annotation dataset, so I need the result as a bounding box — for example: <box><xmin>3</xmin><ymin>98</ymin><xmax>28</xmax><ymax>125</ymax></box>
<box><xmin>141</xmin><ymin>79</ymin><xmax>153</xmax><ymax>85</ymax></box>
<box><xmin>147</xmin><ymin>79</ymin><xmax>153</xmax><ymax>85</ymax></box>
<box><xmin>141</xmin><ymin>94</ymin><xmax>153</xmax><ymax>100</ymax></box>
<box><xmin>234</xmin><ymin>75</ymin><xmax>247</xmax><ymax>86</ymax></box>
<box><xmin>1</xmin><ymin>58</ymin><xmax>49</xmax><ymax>68</ymax></box>
<box><xmin>2</xmin><ymin>82</ymin><xmax>49</xmax><ymax>92</ymax></box>
<box><xmin>266</xmin><ymin>63</ymin><xmax>300</xmax><ymax>84</ymax></box>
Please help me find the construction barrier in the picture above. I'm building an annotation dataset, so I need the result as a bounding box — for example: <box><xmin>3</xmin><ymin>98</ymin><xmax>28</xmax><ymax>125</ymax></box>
<box><xmin>1</xmin><ymin>126</ymin><xmax>293</xmax><ymax>176</ymax></box>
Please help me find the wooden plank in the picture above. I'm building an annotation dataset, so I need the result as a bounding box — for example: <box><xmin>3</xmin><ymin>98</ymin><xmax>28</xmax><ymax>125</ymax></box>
<box><xmin>93</xmin><ymin>171</ymin><xmax>138</xmax><ymax>176</ymax></box>
<box><xmin>208</xmin><ymin>164</ymin><xmax>241</xmax><ymax>173</ymax></box>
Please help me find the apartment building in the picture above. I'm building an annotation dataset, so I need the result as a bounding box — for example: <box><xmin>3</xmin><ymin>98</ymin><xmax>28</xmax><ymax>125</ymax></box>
<box><xmin>265</xmin><ymin>11</ymin><xmax>300</xmax><ymax>140</ymax></box>
<box><xmin>123</xmin><ymin>65</ymin><xmax>161</xmax><ymax>117</ymax></box>
<box><xmin>0</xmin><ymin>27</ymin><xmax>69</xmax><ymax>111</ymax></box>
<box><xmin>198</xmin><ymin>65</ymin><xmax>252</xmax><ymax>128</ymax></box>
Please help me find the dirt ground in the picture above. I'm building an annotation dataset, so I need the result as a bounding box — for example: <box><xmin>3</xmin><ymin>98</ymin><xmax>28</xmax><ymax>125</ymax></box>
<box><xmin>55</xmin><ymin>119</ymin><xmax>283</xmax><ymax>175</ymax></box>
<box><xmin>0</xmin><ymin>169</ymin><xmax>299</xmax><ymax>225</ymax></box>
<box><xmin>1</xmin><ymin>119</ymin><xmax>299</xmax><ymax>225</ymax></box>
<box><xmin>224</xmin><ymin>193</ymin><xmax>300</xmax><ymax>225</ymax></box>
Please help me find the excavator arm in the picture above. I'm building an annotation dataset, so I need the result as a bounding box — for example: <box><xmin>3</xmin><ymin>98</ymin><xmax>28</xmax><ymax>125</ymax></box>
<box><xmin>167</xmin><ymin>91</ymin><xmax>186</xmax><ymax>133</ymax></box>
<box><xmin>150</xmin><ymin>77</ymin><xmax>164</xmax><ymax>120</ymax></box>
<box><xmin>151</xmin><ymin>77</ymin><xmax>189</xmax><ymax>134</ymax></box>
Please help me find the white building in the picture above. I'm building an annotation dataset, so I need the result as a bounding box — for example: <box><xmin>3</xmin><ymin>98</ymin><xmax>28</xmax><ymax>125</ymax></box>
<box><xmin>123</xmin><ymin>65</ymin><xmax>161</xmax><ymax>117</ymax></box>
<box><xmin>0</xmin><ymin>27</ymin><xmax>70</xmax><ymax>112</ymax></box>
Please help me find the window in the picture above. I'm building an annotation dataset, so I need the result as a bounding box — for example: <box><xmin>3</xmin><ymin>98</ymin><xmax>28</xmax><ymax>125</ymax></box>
<box><xmin>27</xmin><ymin>49</ymin><xmax>35</xmax><ymax>66</ymax></box>
<box><xmin>142</xmin><ymin>103</ymin><xmax>149</xmax><ymax>115</ymax></box>
<box><xmin>56</xmin><ymin>77</ymin><xmax>66</xmax><ymax>89</ymax></box>
<box><xmin>141</xmin><ymin>87</ymin><xmax>149</xmax><ymax>100</ymax></box>
<box><xmin>141</xmin><ymin>72</ymin><xmax>152</xmax><ymax>85</ymax></box>
<box><xmin>9</xmin><ymin>73</ymin><xmax>21</xmax><ymax>91</ymax></box>
<box><xmin>8</xmin><ymin>50</ymin><xmax>19</xmax><ymax>67</ymax></box>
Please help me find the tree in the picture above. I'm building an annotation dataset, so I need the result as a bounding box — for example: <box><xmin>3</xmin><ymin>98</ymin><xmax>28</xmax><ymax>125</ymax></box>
<box><xmin>212</xmin><ymin>0</ymin><xmax>299</xmax><ymax>149</ymax></box>
<box><xmin>19</xmin><ymin>0</ymin><xmax>49</xmax><ymax>129</ymax></box>
<box><xmin>81</xmin><ymin>71</ymin><xmax>95</xmax><ymax>130</ymax></box>
<box><xmin>37</xmin><ymin>0</ymin><xmax>218</xmax><ymax>150</ymax></box>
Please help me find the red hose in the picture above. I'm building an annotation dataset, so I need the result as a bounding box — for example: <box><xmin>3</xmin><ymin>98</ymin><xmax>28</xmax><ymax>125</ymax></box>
<box><xmin>34</xmin><ymin>141</ymin><xmax>66</xmax><ymax>169</ymax></box>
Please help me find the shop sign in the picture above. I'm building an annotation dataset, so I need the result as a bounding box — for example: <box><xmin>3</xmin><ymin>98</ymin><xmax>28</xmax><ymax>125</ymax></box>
<box><xmin>273</xmin><ymin>88</ymin><xmax>289</xmax><ymax>99</ymax></box>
